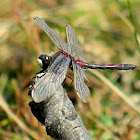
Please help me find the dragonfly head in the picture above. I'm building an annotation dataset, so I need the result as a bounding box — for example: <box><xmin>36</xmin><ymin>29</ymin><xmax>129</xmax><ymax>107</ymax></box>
<box><xmin>37</xmin><ymin>54</ymin><xmax>52</xmax><ymax>70</ymax></box>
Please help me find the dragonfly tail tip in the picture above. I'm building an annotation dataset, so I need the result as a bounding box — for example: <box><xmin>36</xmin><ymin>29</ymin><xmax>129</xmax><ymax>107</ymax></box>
<box><xmin>134</xmin><ymin>65</ymin><xmax>137</xmax><ymax>69</ymax></box>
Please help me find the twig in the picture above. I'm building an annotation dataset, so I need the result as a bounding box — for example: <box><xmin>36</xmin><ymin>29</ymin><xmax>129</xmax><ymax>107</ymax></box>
<box><xmin>29</xmin><ymin>86</ymin><xmax>93</xmax><ymax>140</ymax></box>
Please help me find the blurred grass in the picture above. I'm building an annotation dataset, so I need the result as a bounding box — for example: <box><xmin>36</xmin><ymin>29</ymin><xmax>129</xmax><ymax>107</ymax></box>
<box><xmin>0</xmin><ymin>0</ymin><xmax>140</xmax><ymax>139</ymax></box>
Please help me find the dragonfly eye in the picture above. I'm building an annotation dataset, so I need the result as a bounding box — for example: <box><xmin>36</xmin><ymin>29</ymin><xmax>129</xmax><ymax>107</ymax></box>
<box><xmin>37</xmin><ymin>54</ymin><xmax>52</xmax><ymax>70</ymax></box>
<box><xmin>45</xmin><ymin>56</ymin><xmax>49</xmax><ymax>61</ymax></box>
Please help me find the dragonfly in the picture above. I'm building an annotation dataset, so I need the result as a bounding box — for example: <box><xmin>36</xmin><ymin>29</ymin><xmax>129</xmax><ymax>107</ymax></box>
<box><xmin>31</xmin><ymin>17</ymin><xmax>137</xmax><ymax>103</ymax></box>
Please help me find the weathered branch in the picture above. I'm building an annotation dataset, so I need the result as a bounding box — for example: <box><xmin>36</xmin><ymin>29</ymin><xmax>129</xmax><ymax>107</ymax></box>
<box><xmin>29</xmin><ymin>86</ymin><xmax>92</xmax><ymax>140</ymax></box>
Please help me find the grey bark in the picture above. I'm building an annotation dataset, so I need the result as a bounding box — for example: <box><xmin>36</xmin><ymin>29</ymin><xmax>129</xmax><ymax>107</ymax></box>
<box><xmin>29</xmin><ymin>86</ymin><xmax>93</xmax><ymax>140</ymax></box>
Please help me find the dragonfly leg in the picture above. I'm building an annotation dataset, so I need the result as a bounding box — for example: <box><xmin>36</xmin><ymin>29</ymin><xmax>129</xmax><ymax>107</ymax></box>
<box><xmin>66</xmin><ymin>74</ymin><xmax>73</xmax><ymax>86</ymax></box>
<box><xmin>62</xmin><ymin>74</ymin><xmax>73</xmax><ymax>86</ymax></box>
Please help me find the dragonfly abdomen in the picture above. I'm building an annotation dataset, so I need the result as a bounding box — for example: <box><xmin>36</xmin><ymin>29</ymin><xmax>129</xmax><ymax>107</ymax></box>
<box><xmin>83</xmin><ymin>63</ymin><xmax>137</xmax><ymax>70</ymax></box>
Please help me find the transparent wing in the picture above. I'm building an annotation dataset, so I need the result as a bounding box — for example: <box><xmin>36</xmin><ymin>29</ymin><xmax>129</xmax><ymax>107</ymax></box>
<box><xmin>73</xmin><ymin>61</ymin><xmax>89</xmax><ymax>103</ymax></box>
<box><xmin>66</xmin><ymin>25</ymin><xmax>86</xmax><ymax>62</ymax></box>
<box><xmin>33</xmin><ymin>17</ymin><xmax>68</xmax><ymax>52</ymax></box>
<box><xmin>31</xmin><ymin>54</ymin><xmax>71</xmax><ymax>103</ymax></box>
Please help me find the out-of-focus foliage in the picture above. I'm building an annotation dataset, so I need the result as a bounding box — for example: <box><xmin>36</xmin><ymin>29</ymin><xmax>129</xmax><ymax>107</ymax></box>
<box><xmin>0</xmin><ymin>0</ymin><xmax>139</xmax><ymax>139</ymax></box>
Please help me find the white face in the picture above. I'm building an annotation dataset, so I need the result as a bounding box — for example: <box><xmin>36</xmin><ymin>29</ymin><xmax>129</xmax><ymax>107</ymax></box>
<box><xmin>37</xmin><ymin>58</ymin><xmax>43</xmax><ymax>68</ymax></box>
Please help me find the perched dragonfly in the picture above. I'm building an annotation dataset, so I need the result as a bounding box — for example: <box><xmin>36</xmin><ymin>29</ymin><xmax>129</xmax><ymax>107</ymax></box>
<box><xmin>31</xmin><ymin>17</ymin><xmax>137</xmax><ymax>103</ymax></box>
<box><xmin>37</xmin><ymin>54</ymin><xmax>136</xmax><ymax>71</ymax></box>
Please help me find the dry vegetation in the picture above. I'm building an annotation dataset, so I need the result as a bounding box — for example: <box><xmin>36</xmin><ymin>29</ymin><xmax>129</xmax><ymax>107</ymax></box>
<box><xmin>0</xmin><ymin>0</ymin><xmax>140</xmax><ymax>139</ymax></box>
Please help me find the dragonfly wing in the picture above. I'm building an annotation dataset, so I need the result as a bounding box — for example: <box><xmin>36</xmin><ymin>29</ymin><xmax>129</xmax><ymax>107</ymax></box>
<box><xmin>66</xmin><ymin>25</ymin><xmax>86</xmax><ymax>62</ymax></box>
<box><xmin>31</xmin><ymin>54</ymin><xmax>71</xmax><ymax>103</ymax></box>
<box><xmin>73</xmin><ymin>61</ymin><xmax>90</xmax><ymax>103</ymax></box>
<box><xmin>34</xmin><ymin>17</ymin><xmax>68</xmax><ymax>52</ymax></box>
